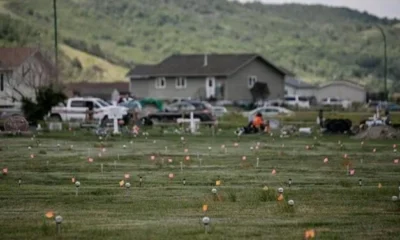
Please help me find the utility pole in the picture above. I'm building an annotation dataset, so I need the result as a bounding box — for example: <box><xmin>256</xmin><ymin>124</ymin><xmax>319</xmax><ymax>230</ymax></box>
<box><xmin>53</xmin><ymin>0</ymin><xmax>58</xmax><ymax>83</ymax></box>
<box><xmin>376</xmin><ymin>25</ymin><xmax>387</xmax><ymax>101</ymax></box>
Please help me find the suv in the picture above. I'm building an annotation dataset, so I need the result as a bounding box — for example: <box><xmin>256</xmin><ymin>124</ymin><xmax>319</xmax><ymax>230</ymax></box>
<box><xmin>284</xmin><ymin>96</ymin><xmax>310</xmax><ymax>109</ymax></box>
<box><xmin>49</xmin><ymin>97</ymin><xmax>129</xmax><ymax>124</ymax></box>
<box><xmin>321</xmin><ymin>97</ymin><xmax>351</xmax><ymax>109</ymax></box>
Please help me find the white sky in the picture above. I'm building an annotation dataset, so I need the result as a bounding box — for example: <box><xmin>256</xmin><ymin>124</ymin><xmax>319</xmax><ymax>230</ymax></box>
<box><xmin>236</xmin><ymin>0</ymin><xmax>400</xmax><ymax>18</ymax></box>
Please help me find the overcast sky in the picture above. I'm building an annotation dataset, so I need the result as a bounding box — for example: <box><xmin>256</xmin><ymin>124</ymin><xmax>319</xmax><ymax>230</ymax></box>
<box><xmin>236</xmin><ymin>0</ymin><xmax>400</xmax><ymax>18</ymax></box>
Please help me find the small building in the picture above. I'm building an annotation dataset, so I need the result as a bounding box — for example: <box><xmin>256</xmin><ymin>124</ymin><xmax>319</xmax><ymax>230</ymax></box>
<box><xmin>316</xmin><ymin>80</ymin><xmax>366</xmax><ymax>103</ymax></box>
<box><xmin>284</xmin><ymin>77</ymin><xmax>317</xmax><ymax>97</ymax></box>
<box><xmin>0</xmin><ymin>47</ymin><xmax>54</xmax><ymax>107</ymax></box>
<box><xmin>126</xmin><ymin>53</ymin><xmax>287</xmax><ymax>101</ymax></box>
<box><xmin>65</xmin><ymin>82</ymin><xmax>130</xmax><ymax>101</ymax></box>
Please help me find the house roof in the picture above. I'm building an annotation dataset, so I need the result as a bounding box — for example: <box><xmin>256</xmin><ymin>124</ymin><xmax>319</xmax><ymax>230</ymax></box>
<box><xmin>319</xmin><ymin>80</ymin><xmax>365</xmax><ymax>91</ymax></box>
<box><xmin>127</xmin><ymin>54</ymin><xmax>287</xmax><ymax>78</ymax></box>
<box><xmin>0</xmin><ymin>47</ymin><xmax>38</xmax><ymax>70</ymax></box>
<box><xmin>285</xmin><ymin>78</ymin><xmax>316</xmax><ymax>89</ymax></box>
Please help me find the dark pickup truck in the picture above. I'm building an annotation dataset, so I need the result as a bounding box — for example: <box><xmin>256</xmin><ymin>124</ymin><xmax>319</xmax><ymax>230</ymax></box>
<box><xmin>140</xmin><ymin>110</ymin><xmax>215</xmax><ymax>126</ymax></box>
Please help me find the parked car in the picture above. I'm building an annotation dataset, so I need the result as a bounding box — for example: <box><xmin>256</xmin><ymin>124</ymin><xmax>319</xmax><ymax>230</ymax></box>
<box><xmin>284</xmin><ymin>96</ymin><xmax>310</xmax><ymax>109</ymax></box>
<box><xmin>165</xmin><ymin>102</ymin><xmax>196</xmax><ymax>112</ymax></box>
<box><xmin>49</xmin><ymin>97</ymin><xmax>129</xmax><ymax>124</ymax></box>
<box><xmin>321</xmin><ymin>97</ymin><xmax>351</xmax><ymax>109</ymax></box>
<box><xmin>211</xmin><ymin>106</ymin><xmax>228</xmax><ymax>117</ymax></box>
<box><xmin>243</xmin><ymin>106</ymin><xmax>294</xmax><ymax>121</ymax></box>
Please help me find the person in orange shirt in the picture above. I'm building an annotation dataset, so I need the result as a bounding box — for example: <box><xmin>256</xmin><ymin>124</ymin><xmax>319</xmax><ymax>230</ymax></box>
<box><xmin>251</xmin><ymin>112</ymin><xmax>266</xmax><ymax>133</ymax></box>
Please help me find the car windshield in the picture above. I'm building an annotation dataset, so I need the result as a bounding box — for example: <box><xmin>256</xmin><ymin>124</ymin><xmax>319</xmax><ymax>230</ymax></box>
<box><xmin>285</xmin><ymin>97</ymin><xmax>296</xmax><ymax>101</ymax></box>
<box><xmin>97</xmin><ymin>99</ymin><xmax>111</xmax><ymax>107</ymax></box>
<box><xmin>299</xmin><ymin>97</ymin><xmax>308</xmax><ymax>101</ymax></box>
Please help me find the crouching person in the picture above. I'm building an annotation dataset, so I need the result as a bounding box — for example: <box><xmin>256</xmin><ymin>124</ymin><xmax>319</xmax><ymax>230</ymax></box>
<box><xmin>235</xmin><ymin>112</ymin><xmax>265</xmax><ymax>135</ymax></box>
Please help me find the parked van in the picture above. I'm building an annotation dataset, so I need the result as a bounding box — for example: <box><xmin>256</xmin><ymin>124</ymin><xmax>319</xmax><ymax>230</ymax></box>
<box><xmin>284</xmin><ymin>96</ymin><xmax>310</xmax><ymax>109</ymax></box>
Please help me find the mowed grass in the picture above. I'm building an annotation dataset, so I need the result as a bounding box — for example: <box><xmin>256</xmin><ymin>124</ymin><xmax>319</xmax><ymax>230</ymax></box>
<box><xmin>1</xmin><ymin>130</ymin><xmax>400</xmax><ymax>240</ymax></box>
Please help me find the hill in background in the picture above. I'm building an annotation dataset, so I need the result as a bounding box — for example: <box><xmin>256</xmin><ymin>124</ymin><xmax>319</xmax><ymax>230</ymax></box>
<box><xmin>0</xmin><ymin>0</ymin><xmax>399</xmax><ymax>91</ymax></box>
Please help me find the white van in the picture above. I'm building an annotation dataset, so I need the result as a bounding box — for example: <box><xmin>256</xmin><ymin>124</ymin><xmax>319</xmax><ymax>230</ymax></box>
<box><xmin>284</xmin><ymin>96</ymin><xmax>310</xmax><ymax>109</ymax></box>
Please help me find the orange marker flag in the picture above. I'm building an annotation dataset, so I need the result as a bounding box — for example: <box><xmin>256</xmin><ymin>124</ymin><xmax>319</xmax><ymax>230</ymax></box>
<box><xmin>277</xmin><ymin>194</ymin><xmax>284</xmax><ymax>201</ymax></box>
<box><xmin>271</xmin><ymin>169</ymin><xmax>276</xmax><ymax>175</ymax></box>
<box><xmin>304</xmin><ymin>229</ymin><xmax>316</xmax><ymax>239</ymax></box>
<box><xmin>124</xmin><ymin>174</ymin><xmax>130</xmax><ymax>179</ymax></box>
<box><xmin>202</xmin><ymin>204</ymin><xmax>208</xmax><ymax>212</ymax></box>
<box><xmin>71</xmin><ymin>177</ymin><xmax>75</xmax><ymax>183</ymax></box>
<box><xmin>216</xmin><ymin>180</ymin><xmax>221</xmax><ymax>186</ymax></box>
<box><xmin>2</xmin><ymin>168</ymin><xmax>8</xmax><ymax>175</ymax></box>
<box><xmin>45</xmin><ymin>211</ymin><xmax>54</xmax><ymax>219</ymax></box>
<box><xmin>119</xmin><ymin>180</ymin><xmax>125</xmax><ymax>187</ymax></box>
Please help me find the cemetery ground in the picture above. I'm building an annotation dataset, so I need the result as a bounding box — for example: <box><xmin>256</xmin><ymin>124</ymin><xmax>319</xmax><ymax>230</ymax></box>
<box><xmin>1</xmin><ymin>130</ymin><xmax>400</xmax><ymax>239</ymax></box>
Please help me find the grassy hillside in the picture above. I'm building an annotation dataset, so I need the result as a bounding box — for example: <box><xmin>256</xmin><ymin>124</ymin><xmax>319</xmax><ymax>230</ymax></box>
<box><xmin>1</xmin><ymin>0</ymin><xmax>400</xmax><ymax>88</ymax></box>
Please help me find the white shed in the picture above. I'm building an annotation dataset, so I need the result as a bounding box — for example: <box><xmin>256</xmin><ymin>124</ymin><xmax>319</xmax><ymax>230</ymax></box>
<box><xmin>316</xmin><ymin>80</ymin><xmax>366</xmax><ymax>103</ymax></box>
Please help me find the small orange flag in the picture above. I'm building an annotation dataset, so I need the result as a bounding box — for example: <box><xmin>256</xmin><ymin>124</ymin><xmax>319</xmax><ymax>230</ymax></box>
<box><xmin>71</xmin><ymin>177</ymin><xmax>75</xmax><ymax>183</ymax></box>
<box><xmin>277</xmin><ymin>194</ymin><xmax>284</xmax><ymax>201</ymax></box>
<box><xmin>202</xmin><ymin>204</ymin><xmax>208</xmax><ymax>212</ymax></box>
<box><xmin>304</xmin><ymin>229</ymin><xmax>315</xmax><ymax>239</ymax></box>
<box><xmin>119</xmin><ymin>180</ymin><xmax>124</xmax><ymax>187</ymax></box>
<box><xmin>271</xmin><ymin>169</ymin><xmax>276</xmax><ymax>175</ymax></box>
<box><xmin>45</xmin><ymin>211</ymin><xmax>54</xmax><ymax>219</ymax></box>
<box><xmin>216</xmin><ymin>180</ymin><xmax>221</xmax><ymax>186</ymax></box>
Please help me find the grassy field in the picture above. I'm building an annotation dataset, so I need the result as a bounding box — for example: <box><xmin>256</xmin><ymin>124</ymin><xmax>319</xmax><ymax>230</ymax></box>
<box><xmin>1</xmin><ymin>129</ymin><xmax>400</xmax><ymax>239</ymax></box>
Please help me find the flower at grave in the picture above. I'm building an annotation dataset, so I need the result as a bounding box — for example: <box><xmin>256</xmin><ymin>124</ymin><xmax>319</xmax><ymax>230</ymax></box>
<box><xmin>168</xmin><ymin>173</ymin><xmax>174</xmax><ymax>179</ymax></box>
<box><xmin>305</xmin><ymin>145</ymin><xmax>310</xmax><ymax>150</ymax></box>
<box><xmin>88</xmin><ymin>157</ymin><xmax>94</xmax><ymax>163</ymax></box>
<box><xmin>221</xmin><ymin>144</ymin><xmax>225</xmax><ymax>149</ymax></box>
<box><xmin>124</xmin><ymin>174</ymin><xmax>130</xmax><ymax>179</ymax></box>
<box><xmin>304</xmin><ymin>229</ymin><xmax>316</xmax><ymax>239</ymax></box>
<box><xmin>119</xmin><ymin>180</ymin><xmax>124</xmax><ymax>187</ymax></box>
<box><xmin>271</xmin><ymin>169</ymin><xmax>276</xmax><ymax>175</ymax></box>
<box><xmin>102</xmin><ymin>148</ymin><xmax>106</xmax><ymax>152</ymax></box>
<box><xmin>350</xmin><ymin>169</ymin><xmax>355</xmax><ymax>175</ymax></box>
<box><xmin>372</xmin><ymin>148</ymin><xmax>376</xmax><ymax>153</ymax></box>
<box><xmin>255</xmin><ymin>145</ymin><xmax>259</xmax><ymax>150</ymax></box>
<box><xmin>208</xmin><ymin>146</ymin><xmax>212</xmax><ymax>150</ymax></box>
<box><xmin>361</xmin><ymin>141</ymin><xmax>364</xmax><ymax>145</ymax></box>
<box><xmin>378</xmin><ymin>183</ymin><xmax>382</xmax><ymax>188</ymax></box>
<box><xmin>168</xmin><ymin>158</ymin><xmax>173</xmax><ymax>163</ymax></box>
<box><xmin>263</xmin><ymin>186</ymin><xmax>269</xmax><ymax>191</ymax></box>
<box><xmin>250</xmin><ymin>146</ymin><xmax>254</xmax><ymax>150</ymax></box>
<box><xmin>184</xmin><ymin>148</ymin><xmax>188</xmax><ymax>153</ymax></box>
<box><xmin>394</xmin><ymin>159</ymin><xmax>399</xmax><ymax>164</ymax></box>
<box><xmin>45</xmin><ymin>211</ymin><xmax>54</xmax><ymax>219</ymax></box>
<box><xmin>185</xmin><ymin>156</ymin><xmax>190</xmax><ymax>161</ymax></box>
<box><xmin>216</xmin><ymin>180</ymin><xmax>221</xmax><ymax>186</ymax></box>
<box><xmin>393</xmin><ymin>144</ymin><xmax>397</xmax><ymax>149</ymax></box>
<box><xmin>202</xmin><ymin>204</ymin><xmax>208</xmax><ymax>212</ymax></box>
<box><xmin>233</xmin><ymin>142</ymin><xmax>239</xmax><ymax>147</ymax></box>
<box><xmin>343</xmin><ymin>154</ymin><xmax>348</xmax><ymax>159</ymax></box>
<box><xmin>323</xmin><ymin>157</ymin><xmax>329</xmax><ymax>163</ymax></box>
<box><xmin>30</xmin><ymin>154</ymin><xmax>35</xmax><ymax>159</ymax></box>
<box><xmin>150</xmin><ymin>155</ymin><xmax>155</xmax><ymax>160</ymax></box>
<box><xmin>242</xmin><ymin>156</ymin><xmax>247</xmax><ymax>161</ymax></box>
<box><xmin>2</xmin><ymin>168</ymin><xmax>8</xmax><ymax>175</ymax></box>
<box><xmin>98</xmin><ymin>153</ymin><xmax>102</xmax><ymax>157</ymax></box>
<box><xmin>99</xmin><ymin>137</ymin><xmax>103</xmax><ymax>140</ymax></box>
<box><xmin>180</xmin><ymin>136</ymin><xmax>185</xmax><ymax>141</ymax></box>
<box><xmin>123</xmin><ymin>145</ymin><xmax>126</xmax><ymax>149</ymax></box>
<box><xmin>28</xmin><ymin>146</ymin><xmax>31</xmax><ymax>150</ymax></box>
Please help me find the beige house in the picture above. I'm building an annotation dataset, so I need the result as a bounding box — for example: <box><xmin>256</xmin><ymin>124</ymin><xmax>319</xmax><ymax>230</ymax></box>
<box><xmin>126</xmin><ymin>54</ymin><xmax>287</xmax><ymax>101</ymax></box>
<box><xmin>316</xmin><ymin>80</ymin><xmax>366</xmax><ymax>103</ymax></box>
<box><xmin>0</xmin><ymin>47</ymin><xmax>54</xmax><ymax>107</ymax></box>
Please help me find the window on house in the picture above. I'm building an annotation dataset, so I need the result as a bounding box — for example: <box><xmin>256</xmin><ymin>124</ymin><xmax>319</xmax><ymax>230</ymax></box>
<box><xmin>248</xmin><ymin>76</ymin><xmax>257</xmax><ymax>88</ymax></box>
<box><xmin>70</xmin><ymin>101</ymin><xmax>86</xmax><ymax>108</ymax></box>
<box><xmin>0</xmin><ymin>73</ymin><xmax>4</xmax><ymax>91</ymax></box>
<box><xmin>155</xmin><ymin>77</ymin><xmax>166</xmax><ymax>89</ymax></box>
<box><xmin>176</xmin><ymin>77</ymin><xmax>187</xmax><ymax>89</ymax></box>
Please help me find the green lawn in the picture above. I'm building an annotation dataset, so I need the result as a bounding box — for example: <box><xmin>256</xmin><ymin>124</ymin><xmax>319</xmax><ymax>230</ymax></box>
<box><xmin>0</xmin><ymin>129</ymin><xmax>400</xmax><ymax>239</ymax></box>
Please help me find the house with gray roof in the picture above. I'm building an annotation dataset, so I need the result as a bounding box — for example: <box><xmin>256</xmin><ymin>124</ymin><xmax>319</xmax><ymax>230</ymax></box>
<box><xmin>126</xmin><ymin>53</ymin><xmax>287</xmax><ymax>101</ymax></box>
<box><xmin>284</xmin><ymin>77</ymin><xmax>317</xmax><ymax>97</ymax></box>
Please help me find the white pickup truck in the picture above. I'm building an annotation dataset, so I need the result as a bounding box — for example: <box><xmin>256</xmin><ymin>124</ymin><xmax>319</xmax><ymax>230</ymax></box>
<box><xmin>49</xmin><ymin>97</ymin><xmax>129</xmax><ymax>124</ymax></box>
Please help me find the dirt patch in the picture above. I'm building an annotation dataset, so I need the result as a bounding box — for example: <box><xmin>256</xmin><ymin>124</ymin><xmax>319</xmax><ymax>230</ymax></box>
<box><xmin>352</xmin><ymin>125</ymin><xmax>400</xmax><ymax>139</ymax></box>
